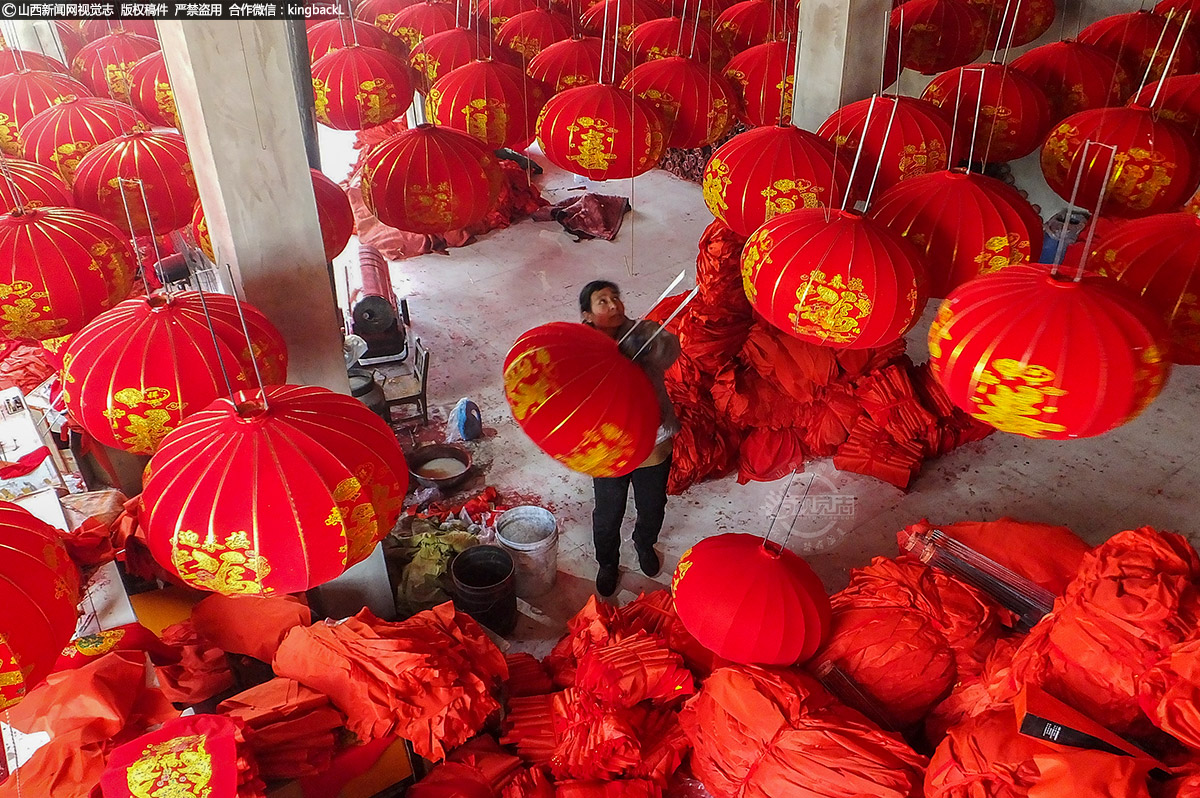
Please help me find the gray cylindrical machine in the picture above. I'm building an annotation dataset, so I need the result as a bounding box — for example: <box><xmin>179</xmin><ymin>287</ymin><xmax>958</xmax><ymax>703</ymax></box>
<box><xmin>351</xmin><ymin>245</ymin><xmax>397</xmax><ymax>334</ymax></box>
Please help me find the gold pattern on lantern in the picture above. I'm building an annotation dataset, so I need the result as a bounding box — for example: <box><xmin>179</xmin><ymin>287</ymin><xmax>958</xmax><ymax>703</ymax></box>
<box><xmin>0</xmin><ymin>280</ymin><xmax>66</xmax><ymax>340</ymax></box>
<box><xmin>126</xmin><ymin>734</ymin><xmax>214</xmax><ymax>798</ymax></box>
<box><xmin>566</xmin><ymin>116</ymin><xmax>618</xmax><ymax>171</ymax></box>
<box><xmin>897</xmin><ymin>140</ymin><xmax>947</xmax><ymax>178</ymax></box>
<box><xmin>356</xmin><ymin>78</ymin><xmax>402</xmax><ymax>125</ymax></box>
<box><xmin>701</xmin><ymin>156</ymin><xmax>730</xmax><ymax>219</ymax></box>
<box><xmin>969</xmin><ymin>358</ymin><xmax>1068</xmax><ymax>437</ymax></box>
<box><xmin>461</xmin><ymin>98</ymin><xmax>510</xmax><ymax>145</ymax></box>
<box><xmin>155</xmin><ymin>81</ymin><xmax>177</xmax><ymax>125</ymax></box>
<box><xmin>561</xmin><ymin>422</ymin><xmax>634</xmax><ymax>475</ymax></box>
<box><xmin>68</xmin><ymin>628</ymin><xmax>126</xmax><ymax>657</ymax></box>
<box><xmin>761</xmin><ymin>178</ymin><xmax>822</xmax><ymax>219</ymax></box>
<box><xmin>973</xmin><ymin>233</ymin><xmax>1029</xmax><ymax>275</ymax></box>
<box><xmin>311</xmin><ymin>77</ymin><xmax>331</xmax><ymax>122</ymax></box>
<box><xmin>672</xmin><ymin>547</ymin><xmax>693</xmax><ymax>593</ymax></box>
<box><xmin>1130</xmin><ymin>343</ymin><xmax>1168</xmax><ymax>416</ymax></box>
<box><xmin>788</xmin><ymin>270</ymin><xmax>872</xmax><ymax>343</ymax></box>
<box><xmin>171</xmin><ymin>529</ymin><xmax>271</xmax><ymax>595</ymax></box>
<box><xmin>407</xmin><ymin>180</ymin><xmax>457</xmax><ymax>228</ymax></box>
<box><xmin>504</xmin><ymin>348</ymin><xmax>555</xmax><ymax>421</ymax></box>
<box><xmin>928</xmin><ymin>302</ymin><xmax>954</xmax><ymax>360</ymax></box>
<box><xmin>1110</xmin><ymin>148</ymin><xmax>1176</xmax><ymax>211</ymax></box>
<box><xmin>740</xmin><ymin>228</ymin><xmax>771</xmax><ymax>304</ymax></box>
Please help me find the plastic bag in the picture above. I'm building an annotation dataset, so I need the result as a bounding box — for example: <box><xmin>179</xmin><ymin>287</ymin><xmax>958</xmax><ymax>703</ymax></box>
<box><xmin>447</xmin><ymin>398</ymin><xmax>483</xmax><ymax>441</ymax></box>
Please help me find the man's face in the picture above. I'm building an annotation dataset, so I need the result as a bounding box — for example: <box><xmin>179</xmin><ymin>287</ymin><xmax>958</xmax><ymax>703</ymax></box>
<box><xmin>585</xmin><ymin>287</ymin><xmax>626</xmax><ymax>330</ymax></box>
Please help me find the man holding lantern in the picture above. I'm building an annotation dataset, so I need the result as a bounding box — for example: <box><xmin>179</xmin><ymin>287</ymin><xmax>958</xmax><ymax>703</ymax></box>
<box><xmin>579</xmin><ymin>280</ymin><xmax>681</xmax><ymax>597</ymax></box>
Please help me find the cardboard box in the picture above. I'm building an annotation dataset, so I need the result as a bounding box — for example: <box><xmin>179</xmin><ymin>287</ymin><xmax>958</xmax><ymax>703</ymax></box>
<box><xmin>0</xmin><ymin>387</ymin><xmax>63</xmax><ymax>500</ymax></box>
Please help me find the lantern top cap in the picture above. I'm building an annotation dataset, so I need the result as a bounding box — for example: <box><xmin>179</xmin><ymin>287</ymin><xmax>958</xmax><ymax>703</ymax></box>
<box><xmin>760</xmin><ymin>539</ymin><xmax>784</xmax><ymax>559</ymax></box>
<box><xmin>146</xmin><ymin>294</ymin><xmax>171</xmax><ymax>310</ymax></box>
<box><xmin>234</xmin><ymin>398</ymin><xmax>269</xmax><ymax>421</ymax></box>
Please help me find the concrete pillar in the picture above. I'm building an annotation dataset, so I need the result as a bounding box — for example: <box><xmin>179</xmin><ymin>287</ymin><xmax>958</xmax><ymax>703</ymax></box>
<box><xmin>156</xmin><ymin>21</ymin><xmax>349</xmax><ymax>394</ymax></box>
<box><xmin>2</xmin><ymin>21</ymin><xmax>67</xmax><ymax>62</ymax></box>
<box><xmin>791</xmin><ymin>0</ymin><xmax>891</xmax><ymax>132</ymax></box>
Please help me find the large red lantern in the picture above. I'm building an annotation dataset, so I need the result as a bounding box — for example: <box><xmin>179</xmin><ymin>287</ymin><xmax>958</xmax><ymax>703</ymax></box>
<box><xmin>817</xmin><ymin>95</ymin><xmax>958</xmax><ymax>197</ymax></box>
<box><xmin>503</xmin><ymin>321</ymin><xmax>658</xmax><ymax>477</ymax></box>
<box><xmin>869</xmin><ymin>168</ymin><xmax>1044</xmax><ymax>298</ymax></box>
<box><xmin>1009</xmin><ymin>40</ymin><xmax>1131</xmax><ymax>124</ymax></box>
<box><xmin>61</xmin><ymin>292</ymin><xmax>289</xmax><ymax>455</ymax></box>
<box><xmin>143</xmin><ymin>384</ymin><xmax>410</xmax><ymax>595</ymax></box>
<box><xmin>355</xmin><ymin>0</ymin><xmax>426</xmax><ymax>30</ymax></box>
<box><xmin>70</xmin><ymin>31</ymin><xmax>159</xmax><ymax>102</ymax></box>
<box><xmin>665</xmin><ymin>0</ymin><xmax>737</xmax><ymax>26</ymax></box>
<box><xmin>0</xmin><ymin>158</ymin><xmax>73</xmax><ymax>210</ymax></box>
<box><xmin>581</xmin><ymin>0</ymin><xmax>671</xmax><ymax>42</ymax></box>
<box><xmin>0</xmin><ymin>502</ymin><xmax>80</xmax><ymax>709</ymax></box>
<box><xmin>362</xmin><ymin>124</ymin><xmax>499</xmax><ymax>234</ymax></box>
<box><xmin>1078</xmin><ymin>10</ymin><xmax>1198</xmax><ymax>84</ymax></box>
<box><xmin>54</xmin><ymin>22</ymin><xmax>87</xmax><ymax>63</ymax></box>
<box><xmin>307</xmin><ymin>18</ymin><xmax>409</xmax><ymax>61</ymax></box>
<box><xmin>311</xmin><ymin>45</ymin><xmax>415</xmax><ymax>130</ymax></box>
<box><xmin>743</xmin><ymin>208</ymin><xmax>928</xmax><ymax>348</ymax></box>
<box><xmin>929</xmin><ymin>264</ymin><xmax>1171</xmax><ymax>438</ymax></box>
<box><xmin>0</xmin><ymin>50</ymin><xmax>68</xmax><ymax>76</ymax></box>
<box><xmin>428</xmin><ymin>59</ymin><xmax>546</xmax><ymax>150</ymax></box>
<box><xmin>0</xmin><ymin>206</ymin><xmax>135</xmax><ymax>340</ymax></box>
<box><xmin>622</xmin><ymin>56</ymin><xmax>737</xmax><ymax>149</ymax></box>
<box><xmin>497</xmin><ymin>9</ymin><xmax>574</xmax><ymax>61</ymax></box>
<box><xmin>1134</xmin><ymin>73</ymin><xmax>1200</xmax><ymax>137</ymax></box>
<box><xmin>672</xmin><ymin>533</ymin><xmax>830</xmax><ymax>665</ymax></box>
<box><xmin>477</xmin><ymin>0</ymin><xmax>540</xmax><ymax>30</ymax></box>
<box><xmin>21</xmin><ymin>96</ymin><xmax>148</xmax><ymax>187</ymax></box>
<box><xmin>409</xmin><ymin>27</ymin><xmax>489</xmax><ymax>92</ymax></box>
<box><xmin>922</xmin><ymin>62</ymin><xmax>1052</xmax><ymax>164</ymax></box>
<box><xmin>723</xmin><ymin>40</ymin><xmax>794</xmax><ymax>127</ymax></box>
<box><xmin>702</xmin><ymin>124</ymin><xmax>851</xmax><ymax>238</ymax></box>
<box><xmin>714</xmin><ymin>0</ymin><xmax>788</xmax><ymax>52</ymax></box>
<box><xmin>81</xmin><ymin>19</ymin><xmax>159</xmax><ymax>41</ymax></box>
<box><xmin>71</xmin><ymin>129</ymin><xmax>198</xmax><ymax>235</ymax></box>
<box><xmin>1090</xmin><ymin>213</ymin><xmax>1200</xmax><ymax>364</ymax></box>
<box><xmin>127</xmin><ymin>51</ymin><xmax>178</xmax><ymax>128</ymax></box>
<box><xmin>387</xmin><ymin>1</ymin><xmax>459</xmax><ymax>49</ymax></box>
<box><xmin>527</xmin><ymin>35</ymin><xmax>630</xmax><ymax>92</ymax></box>
<box><xmin>535</xmin><ymin>83</ymin><xmax>669</xmax><ymax>180</ymax></box>
<box><xmin>1041</xmin><ymin>105</ymin><xmax>1200</xmax><ymax>218</ymax></box>
<box><xmin>891</xmin><ymin>0</ymin><xmax>987</xmax><ymax>75</ymax></box>
<box><xmin>0</xmin><ymin>69</ymin><xmax>92</xmax><ymax>156</ymax></box>
<box><xmin>965</xmin><ymin>0</ymin><xmax>1055</xmax><ymax>47</ymax></box>
<box><xmin>627</xmin><ymin>17</ymin><xmax>726</xmax><ymax>66</ymax></box>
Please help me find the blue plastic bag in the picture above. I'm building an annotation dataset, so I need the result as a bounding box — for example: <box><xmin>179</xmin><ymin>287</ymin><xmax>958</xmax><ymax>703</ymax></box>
<box><xmin>447</xmin><ymin>398</ymin><xmax>483</xmax><ymax>441</ymax></box>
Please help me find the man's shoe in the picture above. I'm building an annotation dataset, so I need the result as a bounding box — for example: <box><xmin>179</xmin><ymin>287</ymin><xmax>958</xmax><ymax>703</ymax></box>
<box><xmin>596</xmin><ymin>565</ymin><xmax>619</xmax><ymax>597</ymax></box>
<box><xmin>636</xmin><ymin>546</ymin><xmax>661</xmax><ymax>577</ymax></box>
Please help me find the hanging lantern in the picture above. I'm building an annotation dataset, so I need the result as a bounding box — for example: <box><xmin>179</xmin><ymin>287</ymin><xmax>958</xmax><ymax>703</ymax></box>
<box><xmin>362</xmin><ymin>124</ymin><xmax>500</xmax><ymax>234</ymax></box>
<box><xmin>127</xmin><ymin>51</ymin><xmax>178</xmax><ymax>128</ymax></box>
<box><xmin>428</xmin><ymin>59</ymin><xmax>546</xmax><ymax>150</ymax></box>
<box><xmin>0</xmin><ymin>206</ymin><xmax>135</xmax><ymax>340</ymax></box>
<box><xmin>81</xmin><ymin>19</ymin><xmax>159</xmax><ymax>41</ymax></box>
<box><xmin>310</xmin><ymin>45</ymin><xmax>415</xmax><ymax>131</ymax></box>
<box><xmin>622</xmin><ymin>56</ymin><xmax>737</xmax><ymax>149</ymax></box>
<box><xmin>142</xmin><ymin>384</ymin><xmax>410</xmax><ymax>596</ymax></box>
<box><xmin>891</xmin><ymin>0</ymin><xmax>987</xmax><ymax>75</ymax></box>
<box><xmin>580</xmin><ymin>0</ymin><xmax>671</xmax><ymax>43</ymax></box>
<box><xmin>714</xmin><ymin>0</ymin><xmax>788</xmax><ymax>52</ymax></box>
<box><xmin>0</xmin><ymin>50</ymin><xmax>68</xmax><ymax>76</ymax></box>
<box><xmin>627</xmin><ymin>17</ymin><xmax>726</xmax><ymax>66</ymax></box>
<box><xmin>702</xmin><ymin>124</ymin><xmax>851</xmax><ymax>237</ymax></box>
<box><xmin>477</xmin><ymin>0</ymin><xmax>540</xmax><ymax>30</ymax></box>
<box><xmin>742</xmin><ymin>208</ymin><xmax>928</xmax><ymax>349</ymax></box>
<box><xmin>929</xmin><ymin>264</ymin><xmax>1170</xmax><ymax>439</ymax></box>
<box><xmin>868</xmin><ymin>168</ymin><xmax>1044</xmax><ymax>298</ymax></box>
<box><xmin>922</xmin><ymin>62</ymin><xmax>1052</xmax><ymax>164</ymax></box>
<box><xmin>665</xmin><ymin>0</ymin><xmax>737</xmax><ymax>26</ymax></box>
<box><xmin>817</xmin><ymin>95</ymin><xmax>958</xmax><ymax>198</ymax></box>
<box><xmin>21</xmin><ymin>96</ymin><xmax>148</xmax><ymax>187</ymax></box>
<box><xmin>527</xmin><ymin>35</ymin><xmax>631</xmax><ymax>92</ymax></box>
<box><xmin>61</xmin><ymin>292</ymin><xmax>289</xmax><ymax>455</ymax></box>
<box><xmin>0</xmin><ymin>502</ymin><xmax>80</xmax><ymax>709</ymax></box>
<box><xmin>723</xmin><ymin>40</ymin><xmax>794</xmax><ymax>128</ymax></box>
<box><xmin>672</xmin><ymin>533</ymin><xmax>830</xmax><ymax>666</ymax></box>
<box><xmin>1090</xmin><ymin>213</ymin><xmax>1200</xmax><ymax>364</ymax></box>
<box><xmin>1156</xmin><ymin>0</ymin><xmax>1200</xmax><ymax>24</ymax></box>
<box><xmin>1134</xmin><ymin>73</ymin><xmax>1200</xmax><ymax>138</ymax></box>
<box><xmin>71</xmin><ymin>129</ymin><xmax>198</xmax><ymax>236</ymax></box>
<box><xmin>535</xmin><ymin>83</ymin><xmax>669</xmax><ymax>180</ymax></box>
<box><xmin>1009</xmin><ymin>40</ymin><xmax>1131</xmax><ymax>124</ymax></box>
<box><xmin>503</xmin><ymin>321</ymin><xmax>658</xmax><ymax>477</ymax></box>
<box><xmin>0</xmin><ymin>158</ymin><xmax>73</xmax><ymax>210</ymax></box>
<box><xmin>1041</xmin><ymin>105</ymin><xmax>1200</xmax><ymax>218</ymax></box>
<box><xmin>355</xmin><ymin>0</ymin><xmax>426</xmax><ymax>30</ymax></box>
<box><xmin>497</xmin><ymin>9</ymin><xmax>574</xmax><ymax>62</ymax></box>
<box><xmin>307</xmin><ymin>18</ymin><xmax>409</xmax><ymax>61</ymax></box>
<box><xmin>1078</xmin><ymin>11</ymin><xmax>1198</xmax><ymax>85</ymax></box>
<box><xmin>70</xmin><ymin>31</ymin><xmax>160</xmax><ymax>102</ymax></box>
<box><xmin>0</xmin><ymin>69</ymin><xmax>92</xmax><ymax>156</ymax></box>
<box><xmin>54</xmin><ymin>22</ymin><xmax>87</xmax><ymax>64</ymax></box>
<box><xmin>965</xmin><ymin>0</ymin><xmax>1055</xmax><ymax>48</ymax></box>
<box><xmin>409</xmin><ymin>27</ymin><xmax>489</xmax><ymax>92</ymax></box>
<box><xmin>386</xmin><ymin>1</ymin><xmax>460</xmax><ymax>50</ymax></box>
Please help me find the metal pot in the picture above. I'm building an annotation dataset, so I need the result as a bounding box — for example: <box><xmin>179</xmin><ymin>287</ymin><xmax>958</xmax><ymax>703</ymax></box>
<box><xmin>408</xmin><ymin>443</ymin><xmax>473</xmax><ymax>491</ymax></box>
<box><xmin>348</xmin><ymin>367</ymin><xmax>388</xmax><ymax>420</ymax></box>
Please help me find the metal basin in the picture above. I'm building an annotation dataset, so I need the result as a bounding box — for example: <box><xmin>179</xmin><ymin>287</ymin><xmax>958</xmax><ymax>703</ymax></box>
<box><xmin>408</xmin><ymin>443</ymin><xmax>473</xmax><ymax>491</ymax></box>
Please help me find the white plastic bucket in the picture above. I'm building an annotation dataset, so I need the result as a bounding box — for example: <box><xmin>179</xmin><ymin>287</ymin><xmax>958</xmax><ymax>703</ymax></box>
<box><xmin>495</xmin><ymin>506</ymin><xmax>558</xmax><ymax>598</ymax></box>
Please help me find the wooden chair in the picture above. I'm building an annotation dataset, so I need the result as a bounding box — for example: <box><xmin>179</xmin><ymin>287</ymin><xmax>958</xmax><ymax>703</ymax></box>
<box><xmin>383</xmin><ymin>337</ymin><xmax>430</xmax><ymax>426</ymax></box>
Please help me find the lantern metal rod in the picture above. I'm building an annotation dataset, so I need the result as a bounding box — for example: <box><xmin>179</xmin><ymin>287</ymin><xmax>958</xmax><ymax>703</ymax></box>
<box><xmin>991</xmin><ymin>0</ymin><xmax>1016</xmax><ymax>55</ymax></box>
<box><xmin>115</xmin><ymin>177</ymin><xmax>146</xmax><ymax>287</ymax></box>
<box><xmin>1136</xmin><ymin>14</ymin><xmax>1174</xmax><ymax>96</ymax></box>
<box><xmin>631</xmin><ymin>285</ymin><xmax>699</xmax><ymax>360</ymax></box>
<box><xmin>0</xmin><ymin>153</ymin><xmax>26</xmax><ymax>209</ymax></box>
<box><xmin>676</xmin><ymin>0</ymin><xmax>688</xmax><ymax>54</ymax></box>
<box><xmin>1151</xmin><ymin>9</ymin><xmax>1192</xmax><ymax>110</ymax></box>
<box><xmin>779</xmin><ymin>473</ymin><xmax>816</xmax><ymax>550</ymax></box>
<box><xmin>967</xmin><ymin>66</ymin><xmax>987</xmax><ymax>170</ymax></box>
<box><xmin>599</xmin><ymin>0</ymin><xmax>613</xmax><ymax>82</ymax></box>
<box><xmin>617</xmin><ymin>269</ymin><xmax>688</xmax><ymax>346</ymax></box>
<box><xmin>862</xmin><ymin>96</ymin><xmax>899</xmax><ymax>211</ymax></box>
<box><xmin>840</xmin><ymin>95</ymin><xmax>877</xmax><ymax>212</ymax></box>
<box><xmin>1049</xmin><ymin>138</ymin><xmax>1093</xmax><ymax>273</ymax></box>
<box><xmin>609</xmin><ymin>0</ymin><xmax>623</xmax><ymax>85</ymax></box>
<box><xmin>878</xmin><ymin>5</ymin><xmax>889</xmax><ymax>96</ymax></box>
<box><xmin>134</xmin><ymin>178</ymin><xmax>166</xmax><ymax>284</ymax></box>
<box><xmin>1073</xmin><ymin>143</ymin><xmax>1117</xmax><ymax>282</ymax></box>
<box><xmin>689</xmin><ymin>0</ymin><xmax>704</xmax><ymax>58</ymax></box>
<box><xmin>225</xmin><ymin>263</ymin><xmax>271</xmax><ymax>405</ymax></box>
<box><xmin>761</xmin><ymin>468</ymin><xmax>799</xmax><ymax>546</ymax></box>
<box><xmin>776</xmin><ymin>27</ymin><xmax>796</xmax><ymax>126</ymax></box>
<box><xmin>193</xmin><ymin>282</ymin><xmax>238</xmax><ymax>403</ymax></box>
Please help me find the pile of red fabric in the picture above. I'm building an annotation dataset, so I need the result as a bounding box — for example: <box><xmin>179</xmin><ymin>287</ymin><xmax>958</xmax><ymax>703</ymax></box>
<box><xmin>155</xmin><ymin>619</ymin><xmax>236</xmax><ymax>706</ymax></box>
<box><xmin>190</xmin><ymin>594</ymin><xmax>312</xmax><ymax>663</ymax></box>
<box><xmin>0</xmin><ymin>338</ymin><xmax>55</xmax><ymax>396</ymax></box>
<box><xmin>408</xmin><ymin>736</ymin><xmax>555</xmax><ymax>798</ymax></box>
<box><xmin>218</xmin><ymin>677</ymin><xmax>347</xmax><ymax>779</ymax></box>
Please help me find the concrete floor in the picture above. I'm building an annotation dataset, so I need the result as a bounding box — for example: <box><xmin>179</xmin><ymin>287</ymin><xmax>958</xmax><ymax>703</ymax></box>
<box><xmin>319</xmin><ymin>124</ymin><xmax>1200</xmax><ymax>657</ymax></box>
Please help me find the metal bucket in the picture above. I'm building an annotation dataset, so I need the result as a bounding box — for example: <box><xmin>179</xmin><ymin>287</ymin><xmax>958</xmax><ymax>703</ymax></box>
<box><xmin>495</xmin><ymin>506</ymin><xmax>558</xmax><ymax>599</ymax></box>
<box><xmin>450</xmin><ymin>545</ymin><xmax>518</xmax><ymax>635</ymax></box>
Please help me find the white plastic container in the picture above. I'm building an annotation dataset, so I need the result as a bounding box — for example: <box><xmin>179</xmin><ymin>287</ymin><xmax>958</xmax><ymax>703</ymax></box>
<box><xmin>495</xmin><ymin>506</ymin><xmax>559</xmax><ymax>598</ymax></box>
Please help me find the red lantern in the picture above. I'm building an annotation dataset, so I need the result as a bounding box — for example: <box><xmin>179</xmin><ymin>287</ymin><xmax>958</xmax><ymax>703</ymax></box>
<box><xmin>21</xmin><ymin>96</ymin><xmax>148</xmax><ymax>187</ymax></box>
<box><xmin>81</xmin><ymin>19</ymin><xmax>159</xmax><ymax>41</ymax></box>
<box><xmin>1078</xmin><ymin>10</ymin><xmax>1198</xmax><ymax>85</ymax></box>
<box><xmin>0</xmin><ymin>69</ymin><xmax>92</xmax><ymax>156</ymax></box>
<box><xmin>1090</xmin><ymin>213</ymin><xmax>1200</xmax><ymax>364</ymax></box>
<box><xmin>143</xmin><ymin>384</ymin><xmax>410</xmax><ymax>595</ymax></box>
<box><xmin>817</xmin><ymin>95</ymin><xmax>959</xmax><ymax>197</ymax></box>
<box><xmin>409</xmin><ymin>27</ymin><xmax>489</xmax><ymax>92</ymax></box>
<box><xmin>61</xmin><ymin>292</ymin><xmax>289</xmax><ymax>455</ymax></box>
<box><xmin>672</xmin><ymin>533</ymin><xmax>830</xmax><ymax>665</ymax></box>
<box><xmin>922</xmin><ymin>62</ymin><xmax>1052</xmax><ymax>164</ymax></box>
<box><xmin>355</xmin><ymin>0</ymin><xmax>426</xmax><ymax>30</ymax></box>
<box><xmin>0</xmin><ymin>158</ymin><xmax>73</xmax><ymax>210</ymax></box>
<box><xmin>128</xmin><ymin>51</ymin><xmax>178</xmax><ymax>128</ymax></box>
<box><xmin>310</xmin><ymin>45</ymin><xmax>415</xmax><ymax>130</ymax></box>
<box><xmin>503</xmin><ymin>321</ymin><xmax>658</xmax><ymax>477</ymax></box>
<box><xmin>70</xmin><ymin>31</ymin><xmax>159</xmax><ymax>102</ymax></box>
<box><xmin>0</xmin><ymin>50</ymin><xmax>68</xmax><ymax>76</ymax></box>
<box><xmin>477</xmin><ymin>0</ymin><xmax>540</xmax><ymax>30</ymax></box>
<box><xmin>742</xmin><ymin>208</ymin><xmax>928</xmax><ymax>348</ymax></box>
<box><xmin>362</xmin><ymin>123</ymin><xmax>500</xmax><ymax>234</ymax></box>
<box><xmin>1041</xmin><ymin>105</ymin><xmax>1200</xmax><ymax>218</ymax></box>
<box><xmin>702</xmin><ymin>124</ymin><xmax>851</xmax><ymax>238</ymax></box>
<box><xmin>627</xmin><ymin>17</ymin><xmax>726</xmax><ymax>66</ymax></box>
<box><xmin>428</xmin><ymin>59</ymin><xmax>546</xmax><ymax>150</ymax></box>
<box><xmin>101</xmin><ymin>715</ymin><xmax>260</xmax><ymax>798</ymax></box>
<box><xmin>1009</xmin><ymin>40</ymin><xmax>1131</xmax><ymax>124</ymax></box>
<box><xmin>307</xmin><ymin>18</ymin><xmax>409</xmax><ymax>61</ymax></box>
<box><xmin>581</xmin><ymin>0</ymin><xmax>671</xmax><ymax>43</ymax></box>
<box><xmin>386</xmin><ymin>1</ymin><xmax>459</xmax><ymax>49</ymax></box>
<box><xmin>1135</xmin><ymin>73</ymin><xmax>1200</xmax><ymax>137</ymax></box>
<box><xmin>891</xmin><ymin>0</ymin><xmax>987</xmax><ymax>75</ymax></box>
<box><xmin>1155</xmin><ymin>0</ymin><xmax>1200</xmax><ymax>24</ymax></box>
<box><xmin>714</xmin><ymin>0</ymin><xmax>789</xmax><ymax>52</ymax></box>
<box><xmin>497</xmin><ymin>9</ymin><xmax>574</xmax><ymax>61</ymax></box>
<box><xmin>54</xmin><ymin>22</ymin><xmax>87</xmax><ymax>64</ymax></box>
<box><xmin>72</xmin><ymin>129</ymin><xmax>198</xmax><ymax>236</ymax></box>
<box><xmin>0</xmin><ymin>502</ymin><xmax>80</xmax><ymax>708</ymax></box>
<box><xmin>929</xmin><ymin>264</ymin><xmax>1171</xmax><ymax>438</ymax></box>
<box><xmin>723</xmin><ymin>40</ymin><xmax>794</xmax><ymax>127</ymax></box>
<box><xmin>527</xmin><ymin>35</ymin><xmax>631</xmax><ymax>92</ymax></box>
<box><xmin>965</xmin><ymin>0</ymin><xmax>1055</xmax><ymax>48</ymax></box>
<box><xmin>536</xmin><ymin>83</ymin><xmax>668</xmax><ymax>180</ymax></box>
<box><xmin>622</xmin><ymin>56</ymin><xmax>737</xmax><ymax>149</ymax></box>
<box><xmin>664</xmin><ymin>0</ymin><xmax>737</xmax><ymax>26</ymax></box>
<box><xmin>869</xmin><ymin>168</ymin><xmax>1044</xmax><ymax>297</ymax></box>
<box><xmin>0</xmin><ymin>206</ymin><xmax>135</xmax><ymax>340</ymax></box>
